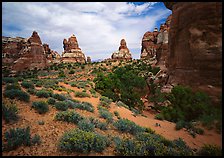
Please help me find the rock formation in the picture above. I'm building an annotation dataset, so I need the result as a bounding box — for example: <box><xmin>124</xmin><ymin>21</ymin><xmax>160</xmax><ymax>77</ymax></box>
<box><xmin>2</xmin><ymin>31</ymin><xmax>49</xmax><ymax>74</ymax></box>
<box><xmin>164</xmin><ymin>2</ymin><xmax>222</xmax><ymax>103</ymax></box>
<box><xmin>43</xmin><ymin>43</ymin><xmax>61</xmax><ymax>63</ymax></box>
<box><xmin>11</xmin><ymin>31</ymin><xmax>48</xmax><ymax>73</ymax></box>
<box><xmin>141</xmin><ymin>28</ymin><xmax>159</xmax><ymax>59</ymax></box>
<box><xmin>62</xmin><ymin>34</ymin><xmax>86</xmax><ymax>63</ymax></box>
<box><xmin>87</xmin><ymin>56</ymin><xmax>91</xmax><ymax>63</ymax></box>
<box><xmin>111</xmin><ymin>39</ymin><xmax>132</xmax><ymax>60</ymax></box>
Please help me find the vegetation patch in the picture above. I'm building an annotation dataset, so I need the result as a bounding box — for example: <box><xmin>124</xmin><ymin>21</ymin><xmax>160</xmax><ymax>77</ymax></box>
<box><xmin>58</xmin><ymin>129</ymin><xmax>109</xmax><ymax>153</ymax></box>
<box><xmin>77</xmin><ymin>119</ymin><xmax>95</xmax><ymax>132</ymax></box>
<box><xmin>54</xmin><ymin>101</ymin><xmax>69</xmax><ymax>111</ymax></box>
<box><xmin>21</xmin><ymin>81</ymin><xmax>35</xmax><ymax>89</ymax></box>
<box><xmin>32</xmin><ymin>101</ymin><xmax>49</xmax><ymax>114</ymax></box>
<box><xmin>55</xmin><ymin>110</ymin><xmax>84</xmax><ymax>124</ymax></box>
<box><xmin>2</xmin><ymin>100</ymin><xmax>19</xmax><ymax>123</ymax></box>
<box><xmin>4</xmin><ymin>89</ymin><xmax>30</xmax><ymax>102</ymax></box>
<box><xmin>74</xmin><ymin>91</ymin><xmax>90</xmax><ymax>98</ymax></box>
<box><xmin>98</xmin><ymin>106</ymin><xmax>113</xmax><ymax>123</ymax></box>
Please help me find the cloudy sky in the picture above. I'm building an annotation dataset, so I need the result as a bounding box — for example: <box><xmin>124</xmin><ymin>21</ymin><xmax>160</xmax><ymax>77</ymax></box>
<box><xmin>2</xmin><ymin>2</ymin><xmax>171</xmax><ymax>60</ymax></box>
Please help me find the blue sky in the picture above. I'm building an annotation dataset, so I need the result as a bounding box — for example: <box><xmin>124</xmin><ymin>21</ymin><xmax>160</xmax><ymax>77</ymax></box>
<box><xmin>2</xmin><ymin>2</ymin><xmax>171</xmax><ymax>60</ymax></box>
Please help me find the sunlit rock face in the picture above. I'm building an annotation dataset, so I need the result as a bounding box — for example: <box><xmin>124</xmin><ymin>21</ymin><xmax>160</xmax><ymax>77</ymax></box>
<box><xmin>111</xmin><ymin>39</ymin><xmax>132</xmax><ymax>60</ymax></box>
<box><xmin>164</xmin><ymin>2</ymin><xmax>222</xmax><ymax>103</ymax></box>
<box><xmin>10</xmin><ymin>31</ymin><xmax>48</xmax><ymax>73</ymax></box>
<box><xmin>62</xmin><ymin>34</ymin><xmax>86</xmax><ymax>63</ymax></box>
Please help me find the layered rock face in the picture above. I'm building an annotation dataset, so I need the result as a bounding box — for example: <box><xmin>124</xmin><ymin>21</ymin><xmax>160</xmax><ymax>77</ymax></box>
<box><xmin>62</xmin><ymin>34</ymin><xmax>86</xmax><ymax>63</ymax></box>
<box><xmin>43</xmin><ymin>43</ymin><xmax>61</xmax><ymax>63</ymax></box>
<box><xmin>111</xmin><ymin>39</ymin><xmax>132</xmax><ymax>60</ymax></box>
<box><xmin>12</xmin><ymin>31</ymin><xmax>48</xmax><ymax>73</ymax></box>
<box><xmin>164</xmin><ymin>2</ymin><xmax>222</xmax><ymax>103</ymax></box>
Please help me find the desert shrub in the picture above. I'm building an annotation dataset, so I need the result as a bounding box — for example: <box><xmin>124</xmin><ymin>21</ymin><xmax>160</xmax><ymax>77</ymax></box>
<box><xmin>194</xmin><ymin>127</ymin><xmax>204</xmax><ymax>135</ymax></box>
<box><xmin>98</xmin><ymin>96</ymin><xmax>112</xmax><ymax>108</ymax></box>
<box><xmin>38</xmin><ymin>120</ymin><xmax>45</xmax><ymax>125</ymax></box>
<box><xmin>2</xmin><ymin>77</ymin><xmax>18</xmax><ymax>84</ymax></box>
<box><xmin>21</xmin><ymin>81</ymin><xmax>35</xmax><ymax>89</ymax></box>
<box><xmin>31</xmin><ymin>134</ymin><xmax>41</xmax><ymax>145</ymax></box>
<box><xmin>89</xmin><ymin>89</ymin><xmax>96</xmax><ymax>95</ymax></box>
<box><xmin>52</xmin><ymin>93</ymin><xmax>67</xmax><ymax>101</ymax></box>
<box><xmin>2</xmin><ymin>100</ymin><xmax>19</xmax><ymax>123</ymax></box>
<box><xmin>27</xmin><ymin>88</ymin><xmax>37</xmax><ymax>95</ymax></box>
<box><xmin>35</xmin><ymin>81</ymin><xmax>43</xmax><ymax>87</ymax></box>
<box><xmin>113</xmin><ymin>118</ymin><xmax>145</xmax><ymax>135</ymax></box>
<box><xmin>114</xmin><ymin>111</ymin><xmax>120</xmax><ymax>117</ymax></box>
<box><xmin>4</xmin><ymin>89</ymin><xmax>30</xmax><ymax>102</ymax></box>
<box><xmin>77</xmin><ymin>119</ymin><xmax>95</xmax><ymax>132</ymax></box>
<box><xmin>74</xmin><ymin>91</ymin><xmax>90</xmax><ymax>98</ymax></box>
<box><xmin>32</xmin><ymin>101</ymin><xmax>49</xmax><ymax>114</ymax></box>
<box><xmin>175</xmin><ymin>120</ymin><xmax>186</xmax><ymax>130</ymax></box>
<box><xmin>197</xmin><ymin>144</ymin><xmax>222</xmax><ymax>156</ymax></box>
<box><xmin>55</xmin><ymin>110</ymin><xmax>84</xmax><ymax>124</ymax></box>
<box><xmin>69</xmin><ymin>69</ymin><xmax>75</xmax><ymax>74</ymax></box>
<box><xmin>5</xmin><ymin>83</ymin><xmax>21</xmax><ymax>91</ymax></box>
<box><xmin>73</xmin><ymin>102</ymin><xmax>94</xmax><ymax>112</ymax></box>
<box><xmin>3</xmin><ymin>127</ymin><xmax>31</xmax><ymax>151</ymax></box>
<box><xmin>47</xmin><ymin>97</ymin><xmax>56</xmax><ymax>105</ymax></box>
<box><xmin>58</xmin><ymin>129</ymin><xmax>109</xmax><ymax>153</ymax></box>
<box><xmin>58</xmin><ymin>70</ymin><xmax>66</xmax><ymax>78</ymax></box>
<box><xmin>55</xmin><ymin>101</ymin><xmax>69</xmax><ymax>111</ymax></box>
<box><xmin>98</xmin><ymin>107</ymin><xmax>113</xmax><ymax>123</ymax></box>
<box><xmin>36</xmin><ymin>89</ymin><xmax>52</xmax><ymax>98</ymax></box>
<box><xmin>154</xmin><ymin>113</ymin><xmax>164</xmax><ymax>120</ymax></box>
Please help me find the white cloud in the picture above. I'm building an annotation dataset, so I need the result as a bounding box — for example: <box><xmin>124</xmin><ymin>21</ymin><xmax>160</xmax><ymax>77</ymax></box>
<box><xmin>2</xmin><ymin>2</ymin><xmax>171</xmax><ymax>60</ymax></box>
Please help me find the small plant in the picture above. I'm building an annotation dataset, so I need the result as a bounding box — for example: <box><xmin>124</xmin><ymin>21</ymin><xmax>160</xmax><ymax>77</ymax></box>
<box><xmin>27</xmin><ymin>88</ymin><xmax>37</xmax><ymax>95</ymax></box>
<box><xmin>32</xmin><ymin>101</ymin><xmax>49</xmax><ymax>114</ymax></box>
<box><xmin>2</xmin><ymin>100</ymin><xmax>19</xmax><ymax>123</ymax></box>
<box><xmin>98</xmin><ymin>107</ymin><xmax>113</xmax><ymax>123</ymax></box>
<box><xmin>52</xmin><ymin>93</ymin><xmax>67</xmax><ymax>101</ymax></box>
<box><xmin>69</xmin><ymin>69</ymin><xmax>75</xmax><ymax>74</ymax></box>
<box><xmin>4</xmin><ymin>89</ymin><xmax>30</xmax><ymax>102</ymax></box>
<box><xmin>21</xmin><ymin>81</ymin><xmax>35</xmax><ymax>89</ymax></box>
<box><xmin>74</xmin><ymin>91</ymin><xmax>90</xmax><ymax>98</ymax></box>
<box><xmin>55</xmin><ymin>110</ymin><xmax>84</xmax><ymax>124</ymax></box>
<box><xmin>3</xmin><ymin>127</ymin><xmax>31</xmax><ymax>151</ymax></box>
<box><xmin>116</xmin><ymin>101</ymin><xmax>129</xmax><ymax>109</ymax></box>
<box><xmin>77</xmin><ymin>119</ymin><xmax>95</xmax><ymax>132</ymax></box>
<box><xmin>73</xmin><ymin>102</ymin><xmax>94</xmax><ymax>112</ymax></box>
<box><xmin>2</xmin><ymin>77</ymin><xmax>18</xmax><ymax>84</ymax></box>
<box><xmin>113</xmin><ymin>118</ymin><xmax>145</xmax><ymax>135</ymax></box>
<box><xmin>31</xmin><ymin>134</ymin><xmax>41</xmax><ymax>145</ymax></box>
<box><xmin>36</xmin><ymin>90</ymin><xmax>52</xmax><ymax>98</ymax></box>
<box><xmin>5</xmin><ymin>83</ymin><xmax>21</xmax><ymax>91</ymax></box>
<box><xmin>38</xmin><ymin>120</ymin><xmax>45</xmax><ymax>125</ymax></box>
<box><xmin>175</xmin><ymin>120</ymin><xmax>186</xmax><ymax>130</ymax></box>
<box><xmin>54</xmin><ymin>101</ymin><xmax>69</xmax><ymax>111</ymax></box>
<box><xmin>58</xmin><ymin>128</ymin><xmax>109</xmax><ymax>153</ymax></box>
<box><xmin>95</xmin><ymin>121</ymin><xmax>108</xmax><ymax>130</ymax></box>
<box><xmin>114</xmin><ymin>111</ymin><xmax>120</xmax><ymax>117</ymax></box>
<box><xmin>47</xmin><ymin>97</ymin><xmax>56</xmax><ymax>105</ymax></box>
<box><xmin>197</xmin><ymin>144</ymin><xmax>222</xmax><ymax>156</ymax></box>
<box><xmin>98</xmin><ymin>96</ymin><xmax>112</xmax><ymax>109</ymax></box>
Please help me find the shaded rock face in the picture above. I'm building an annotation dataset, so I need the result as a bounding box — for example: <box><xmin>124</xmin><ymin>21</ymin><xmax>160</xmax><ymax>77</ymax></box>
<box><xmin>111</xmin><ymin>39</ymin><xmax>132</xmax><ymax>60</ymax></box>
<box><xmin>62</xmin><ymin>34</ymin><xmax>86</xmax><ymax>63</ymax></box>
<box><xmin>43</xmin><ymin>43</ymin><xmax>61</xmax><ymax>63</ymax></box>
<box><xmin>87</xmin><ymin>56</ymin><xmax>91</xmax><ymax>63</ymax></box>
<box><xmin>2</xmin><ymin>36</ymin><xmax>26</xmax><ymax>65</ymax></box>
<box><xmin>141</xmin><ymin>28</ymin><xmax>159</xmax><ymax>59</ymax></box>
<box><xmin>12</xmin><ymin>31</ymin><xmax>48</xmax><ymax>73</ymax></box>
<box><xmin>164</xmin><ymin>2</ymin><xmax>222</xmax><ymax>103</ymax></box>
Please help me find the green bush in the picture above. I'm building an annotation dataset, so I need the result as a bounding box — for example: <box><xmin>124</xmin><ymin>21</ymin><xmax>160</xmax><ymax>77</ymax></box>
<box><xmin>197</xmin><ymin>144</ymin><xmax>222</xmax><ymax>156</ymax></box>
<box><xmin>4</xmin><ymin>89</ymin><xmax>30</xmax><ymax>102</ymax></box>
<box><xmin>116</xmin><ymin>101</ymin><xmax>129</xmax><ymax>109</ymax></box>
<box><xmin>27</xmin><ymin>88</ymin><xmax>37</xmax><ymax>95</ymax></box>
<box><xmin>72</xmin><ymin>102</ymin><xmax>94</xmax><ymax>112</ymax></box>
<box><xmin>114</xmin><ymin>111</ymin><xmax>120</xmax><ymax>117</ymax></box>
<box><xmin>55</xmin><ymin>110</ymin><xmax>84</xmax><ymax>124</ymax></box>
<box><xmin>31</xmin><ymin>134</ymin><xmax>41</xmax><ymax>145</ymax></box>
<box><xmin>52</xmin><ymin>93</ymin><xmax>67</xmax><ymax>101</ymax></box>
<box><xmin>175</xmin><ymin>120</ymin><xmax>186</xmax><ymax>130</ymax></box>
<box><xmin>36</xmin><ymin>90</ymin><xmax>52</xmax><ymax>98</ymax></box>
<box><xmin>77</xmin><ymin>119</ymin><xmax>95</xmax><ymax>132</ymax></box>
<box><xmin>2</xmin><ymin>101</ymin><xmax>19</xmax><ymax>123</ymax></box>
<box><xmin>74</xmin><ymin>91</ymin><xmax>90</xmax><ymax>98</ymax></box>
<box><xmin>98</xmin><ymin>96</ymin><xmax>112</xmax><ymax>109</ymax></box>
<box><xmin>58</xmin><ymin>129</ymin><xmax>109</xmax><ymax>153</ymax></box>
<box><xmin>69</xmin><ymin>69</ymin><xmax>75</xmax><ymax>74</ymax></box>
<box><xmin>32</xmin><ymin>101</ymin><xmax>49</xmax><ymax>114</ymax></box>
<box><xmin>3</xmin><ymin>127</ymin><xmax>31</xmax><ymax>151</ymax></box>
<box><xmin>155</xmin><ymin>113</ymin><xmax>164</xmax><ymax>120</ymax></box>
<box><xmin>2</xmin><ymin>77</ymin><xmax>18</xmax><ymax>84</ymax></box>
<box><xmin>55</xmin><ymin>101</ymin><xmax>69</xmax><ymax>111</ymax></box>
<box><xmin>113</xmin><ymin>118</ymin><xmax>145</xmax><ymax>135</ymax></box>
<box><xmin>21</xmin><ymin>81</ymin><xmax>35</xmax><ymax>89</ymax></box>
<box><xmin>47</xmin><ymin>97</ymin><xmax>56</xmax><ymax>105</ymax></box>
<box><xmin>5</xmin><ymin>83</ymin><xmax>21</xmax><ymax>91</ymax></box>
<box><xmin>98</xmin><ymin>107</ymin><xmax>113</xmax><ymax>123</ymax></box>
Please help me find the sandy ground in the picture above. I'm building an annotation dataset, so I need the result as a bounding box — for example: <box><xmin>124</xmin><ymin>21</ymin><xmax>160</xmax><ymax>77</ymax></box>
<box><xmin>2</xmin><ymin>79</ymin><xmax>222</xmax><ymax>156</ymax></box>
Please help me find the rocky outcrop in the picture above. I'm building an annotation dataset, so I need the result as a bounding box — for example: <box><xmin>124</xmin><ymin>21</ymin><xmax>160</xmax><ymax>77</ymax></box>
<box><xmin>164</xmin><ymin>2</ymin><xmax>222</xmax><ymax>103</ymax></box>
<box><xmin>87</xmin><ymin>56</ymin><xmax>91</xmax><ymax>63</ymax></box>
<box><xmin>111</xmin><ymin>39</ymin><xmax>132</xmax><ymax>60</ymax></box>
<box><xmin>43</xmin><ymin>43</ymin><xmax>61</xmax><ymax>63</ymax></box>
<box><xmin>62</xmin><ymin>34</ymin><xmax>86</xmax><ymax>63</ymax></box>
<box><xmin>12</xmin><ymin>31</ymin><xmax>48</xmax><ymax>73</ymax></box>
